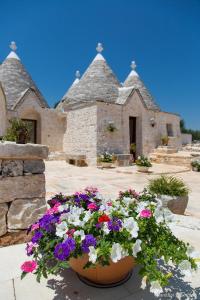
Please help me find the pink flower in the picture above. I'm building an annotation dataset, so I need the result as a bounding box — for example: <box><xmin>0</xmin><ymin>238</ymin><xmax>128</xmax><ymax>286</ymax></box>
<box><xmin>31</xmin><ymin>223</ymin><xmax>39</xmax><ymax>231</ymax></box>
<box><xmin>67</xmin><ymin>228</ymin><xmax>76</xmax><ymax>237</ymax></box>
<box><xmin>21</xmin><ymin>260</ymin><xmax>37</xmax><ymax>273</ymax></box>
<box><xmin>46</xmin><ymin>202</ymin><xmax>61</xmax><ymax>215</ymax></box>
<box><xmin>85</xmin><ymin>186</ymin><xmax>99</xmax><ymax>194</ymax></box>
<box><xmin>87</xmin><ymin>203</ymin><xmax>98</xmax><ymax>210</ymax></box>
<box><xmin>107</xmin><ymin>202</ymin><xmax>113</xmax><ymax>206</ymax></box>
<box><xmin>140</xmin><ymin>209</ymin><xmax>152</xmax><ymax>218</ymax></box>
<box><xmin>26</xmin><ymin>242</ymin><xmax>34</xmax><ymax>255</ymax></box>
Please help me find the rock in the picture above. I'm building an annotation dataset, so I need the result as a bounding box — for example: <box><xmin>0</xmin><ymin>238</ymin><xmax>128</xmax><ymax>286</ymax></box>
<box><xmin>0</xmin><ymin>143</ymin><xmax>49</xmax><ymax>160</ymax></box>
<box><xmin>24</xmin><ymin>160</ymin><xmax>45</xmax><ymax>174</ymax></box>
<box><xmin>0</xmin><ymin>174</ymin><xmax>45</xmax><ymax>203</ymax></box>
<box><xmin>2</xmin><ymin>160</ymin><xmax>23</xmax><ymax>177</ymax></box>
<box><xmin>0</xmin><ymin>203</ymin><xmax>8</xmax><ymax>236</ymax></box>
<box><xmin>0</xmin><ymin>230</ymin><xmax>31</xmax><ymax>247</ymax></box>
<box><xmin>7</xmin><ymin>198</ymin><xmax>47</xmax><ymax>230</ymax></box>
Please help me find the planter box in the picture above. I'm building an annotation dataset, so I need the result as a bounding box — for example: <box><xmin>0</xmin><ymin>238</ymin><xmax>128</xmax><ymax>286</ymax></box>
<box><xmin>100</xmin><ymin>162</ymin><xmax>113</xmax><ymax>168</ymax></box>
<box><xmin>157</xmin><ymin>195</ymin><xmax>188</xmax><ymax>215</ymax></box>
<box><xmin>137</xmin><ymin>166</ymin><xmax>150</xmax><ymax>173</ymax></box>
<box><xmin>69</xmin><ymin>255</ymin><xmax>135</xmax><ymax>285</ymax></box>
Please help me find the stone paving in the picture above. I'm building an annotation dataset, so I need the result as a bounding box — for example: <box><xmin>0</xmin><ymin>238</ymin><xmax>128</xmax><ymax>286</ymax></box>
<box><xmin>0</xmin><ymin>161</ymin><xmax>200</xmax><ymax>300</ymax></box>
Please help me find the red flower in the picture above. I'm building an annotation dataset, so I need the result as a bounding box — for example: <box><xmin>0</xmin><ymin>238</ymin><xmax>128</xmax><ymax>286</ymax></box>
<box><xmin>21</xmin><ymin>260</ymin><xmax>37</xmax><ymax>273</ymax></box>
<box><xmin>98</xmin><ymin>214</ymin><xmax>110</xmax><ymax>223</ymax></box>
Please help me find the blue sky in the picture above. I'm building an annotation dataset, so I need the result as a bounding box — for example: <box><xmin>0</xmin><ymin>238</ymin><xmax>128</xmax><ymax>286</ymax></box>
<box><xmin>0</xmin><ymin>0</ymin><xmax>199</xmax><ymax>129</ymax></box>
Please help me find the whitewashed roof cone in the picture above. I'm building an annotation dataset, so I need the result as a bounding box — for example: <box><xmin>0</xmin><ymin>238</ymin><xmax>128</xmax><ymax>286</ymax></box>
<box><xmin>0</xmin><ymin>42</ymin><xmax>48</xmax><ymax>110</ymax></box>
<box><xmin>61</xmin><ymin>43</ymin><xmax>121</xmax><ymax>104</ymax></box>
<box><xmin>123</xmin><ymin>60</ymin><xmax>160</xmax><ymax>111</ymax></box>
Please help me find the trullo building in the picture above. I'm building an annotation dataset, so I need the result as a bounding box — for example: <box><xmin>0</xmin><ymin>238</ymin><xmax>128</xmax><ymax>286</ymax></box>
<box><xmin>0</xmin><ymin>42</ymin><xmax>181</xmax><ymax>165</ymax></box>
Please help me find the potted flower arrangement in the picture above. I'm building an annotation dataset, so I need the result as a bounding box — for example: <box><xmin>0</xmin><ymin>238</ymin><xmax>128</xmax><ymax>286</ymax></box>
<box><xmin>135</xmin><ymin>155</ymin><xmax>152</xmax><ymax>172</ymax></box>
<box><xmin>161</xmin><ymin>136</ymin><xmax>169</xmax><ymax>146</ymax></box>
<box><xmin>98</xmin><ymin>152</ymin><xmax>115</xmax><ymax>168</ymax></box>
<box><xmin>148</xmin><ymin>175</ymin><xmax>189</xmax><ymax>215</ymax></box>
<box><xmin>21</xmin><ymin>187</ymin><xmax>199</xmax><ymax>297</ymax></box>
<box><xmin>191</xmin><ymin>160</ymin><xmax>200</xmax><ymax>172</ymax></box>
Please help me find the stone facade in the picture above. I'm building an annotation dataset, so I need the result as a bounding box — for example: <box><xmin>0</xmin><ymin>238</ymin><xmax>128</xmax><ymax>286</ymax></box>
<box><xmin>0</xmin><ymin>142</ymin><xmax>48</xmax><ymax>246</ymax></box>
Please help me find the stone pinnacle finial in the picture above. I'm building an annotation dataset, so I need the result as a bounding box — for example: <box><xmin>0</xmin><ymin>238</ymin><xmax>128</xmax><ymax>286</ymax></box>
<box><xmin>96</xmin><ymin>42</ymin><xmax>103</xmax><ymax>53</ymax></box>
<box><xmin>10</xmin><ymin>41</ymin><xmax>17</xmax><ymax>51</ymax></box>
<box><xmin>75</xmin><ymin>70</ymin><xmax>80</xmax><ymax>78</ymax></box>
<box><xmin>131</xmin><ymin>61</ymin><xmax>136</xmax><ymax>70</ymax></box>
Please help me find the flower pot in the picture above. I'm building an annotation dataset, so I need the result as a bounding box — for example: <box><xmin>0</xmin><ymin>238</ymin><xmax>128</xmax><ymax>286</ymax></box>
<box><xmin>101</xmin><ymin>162</ymin><xmax>113</xmax><ymax>168</ymax></box>
<box><xmin>157</xmin><ymin>195</ymin><xmax>188</xmax><ymax>215</ymax></box>
<box><xmin>137</xmin><ymin>166</ymin><xmax>150</xmax><ymax>173</ymax></box>
<box><xmin>69</xmin><ymin>255</ymin><xmax>135</xmax><ymax>285</ymax></box>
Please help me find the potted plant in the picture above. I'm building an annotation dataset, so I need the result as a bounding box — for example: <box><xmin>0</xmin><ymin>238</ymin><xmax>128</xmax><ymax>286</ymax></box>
<box><xmin>3</xmin><ymin>118</ymin><xmax>30</xmax><ymax>144</ymax></box>
<box><xmin>130</xmin><ymin>143</ymin><xmax>136</xmax><ymax>162</ymax></box>
<box><xmin>148</xmin><ymin>175</ymin><xmax>189</xmax><ymax>215</ymax></box>
<box><xmin>135</xmin><ymin>155</ymin><xmax>152</xmax><ymax>172</ymax></box>
<box><xmin>106</xmin><ymin>121</ymin><xmax>117</xmax><ymax>133</ymax></box>
<box><xmin>98</xmin><ymin>152</ymin><xmax>115</xmax><ymax>168</ymax></box>
<box><xmin>191</xmin><ymin>160</ymin><xmax>200</xmax><ymax>172</ymax></box>
<box><xmin>161</xmin><ymin>136</ymin><xmax>169</xmax><ymax>146</ymax></box>
<box><xmin>20</xmin><ymin>187</ymin><xmax>198</xmax><ymax>297</ymax></box>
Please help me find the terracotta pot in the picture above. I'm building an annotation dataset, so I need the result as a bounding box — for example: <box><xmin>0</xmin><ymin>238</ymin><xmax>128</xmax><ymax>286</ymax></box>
<box><xmin>69</xmin><ymin>255</ymin><xmax>135</xmax><ymax>285</ymax></box>
<box><xmin>137</xmin><ymin>166</ymin><xmax>150</xmax><ymax>173</ymax></box>
<box><xmin>157</xmin><ymin>195</ymin><xmax>189</xmax><ymax>215</ymax></box>
<box><xmin>101</xmin><ymin>162</ymin><xmax>113</xmax><ymax>168</ymax></box>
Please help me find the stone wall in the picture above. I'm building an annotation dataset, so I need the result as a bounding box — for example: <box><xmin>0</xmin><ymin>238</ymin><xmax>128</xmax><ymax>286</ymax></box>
<box><xmin>181</xmin><ymin>133</ymin><xmax>192</xmax><ymax>145</ymax></box>
<box><xmin>0</xmin><ymin>142</ymin><xmax>48</xmax><ymax>246</ymax></box>
<box><xmin>63</xmin><ymin>104</ymin><xmax>97</xmax><ymax>165</ymax></box>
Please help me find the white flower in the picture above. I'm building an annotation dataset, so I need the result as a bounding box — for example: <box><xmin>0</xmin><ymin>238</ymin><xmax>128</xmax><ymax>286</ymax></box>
<box><xmin>141</xmin><ymin>276</ymin><xmax>147</xmax><ymax>290</ymax></box>
<box><xmin>121</xmin><ymin>248</ymin><xmax>129</xmax><ymax>258</ymax></box>
<box><xmin>56</xmin><ymin>221</ymin><xmax>68</xmax><ymax>238</ymax></box>
<box><xmin>136</xmin><ymin>201</ymin><xmax>149</xmax><ymax>213</ymax></box>
<box><xmin>58</xmin><ymin>203</ymin><xmax>69</xmax><ymax>213</ymax></box>
<box><xmin>123</xmin><ymin>217</ymin><xmax>139</xmax><ymax>238</ymax></box>
<box><xmin>123</xmin><ymin>197</ymin><xmax>135</xmax><ymax>206</ymax></box>
<box><xmin>83</xmin><ymin>210</ymin><xmax>91</xmax><ymax>223</ymax></box>
<box><xmin>102</xmin><ymin>223</ymin><xmax>110</xmax><ymax>235</ymax></box>
<box><xmin>132</xmin><ymin>239</ymin><xmax>142</xmax><ymax>257</ymax></box>
<box><xmin>178</xmin><ymin>260</ymin><xmax>192</xmax><ymax>278</ymax></box>
<box><xmin>154</xmin><ymin>207</ymin><xmax>164</xmax><ymax>223</ymax></box>
<box><xmin>110</xmin><ymin>243</ymin><xmax>122</xmax><ymax>263</ymax></box>
<box><xmin>88</xmin><ymin>246</ymin><xmax>98</xmax><ymax>264</ymax></box>
<box><xmin>74</xmin><ymin>230</ymin><xmax>85</xmax><ymax>241</ymax></box>
<box><xmin>119</xmin><ymin>206</ymin><xmax>129</xmax><ymax>217</ymax></box>
<box><xmin>150</xmin><ymin>280</ymin><xmax>163</xmax><ymax>297</ymax></box>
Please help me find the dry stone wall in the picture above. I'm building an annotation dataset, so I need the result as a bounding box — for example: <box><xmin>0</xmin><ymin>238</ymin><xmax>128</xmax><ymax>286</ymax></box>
<box><xmin>0</xmin><ymin>142</ymin><xmax>48</xmax><ymax>246</ymax></box>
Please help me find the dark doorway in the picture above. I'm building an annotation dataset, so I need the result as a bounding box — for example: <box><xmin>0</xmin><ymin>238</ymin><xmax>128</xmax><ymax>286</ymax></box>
<box><xmin>129</xmin><ymin>117</ymin><xmax>137</xmax><ymax>159</ymax></box>
<box><xmin>22</xmin><ymin>119</ymin><xmax>37</xmax><ymax>143</ymax></box>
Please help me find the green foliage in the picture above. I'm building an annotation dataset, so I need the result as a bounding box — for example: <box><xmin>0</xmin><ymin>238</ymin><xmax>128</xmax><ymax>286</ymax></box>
<box><xmin>148</xmin><ymin>175</ymin><xmax>189</xmax><ymax>197</ymax></box>
<box><xmin>98</xmin><ymin>152</ymin><xmax>114</xmax><ymax>163</ymax></box>
<box><xmin>180</xmin><ymin>119</ymin><xmax>200</xmax><ymax>141</ymax></box>
<box><xmin>136</xmin><ymin>155</ymin><xmax>152</xmax><ymax>167</ymax></box>
<box><xmin>191</xmin><ymin>160</ymin><xmax>200</xmax><ymax>172</ymax></box>
<box><xmin>3</xmin><ymin>118</ymin><xmax>31</xmax><ymax>143</ymax></box>
<box><xmin>130</xmin><ymin>143</ymin><xmax>136</xmax><ymax>154</ymax></box>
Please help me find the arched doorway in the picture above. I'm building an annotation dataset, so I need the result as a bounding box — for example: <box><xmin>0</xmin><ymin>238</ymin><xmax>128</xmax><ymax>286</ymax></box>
<box><xmin>19</xmin><ymin>109</ymin><xmax>41</xmax><ymax>144</ymax></box>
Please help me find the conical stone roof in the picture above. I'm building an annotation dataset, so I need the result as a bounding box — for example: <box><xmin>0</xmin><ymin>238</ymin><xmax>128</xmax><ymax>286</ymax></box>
<box><xmin>0</xmin><ymin>48</ymin><xmax>48</xmax><ymax>110</ymax></box>
<box><xmin>61</xmin><ymin>52</ymin><xmax>121</xmax><ymax>104</ymax></box>
<box><xmin>123</xmin><ymin>61</ymin><xmax>160</xmax><ymax>111</ymax></box>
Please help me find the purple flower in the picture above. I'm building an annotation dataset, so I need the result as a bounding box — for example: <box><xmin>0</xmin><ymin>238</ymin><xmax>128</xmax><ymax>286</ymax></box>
<box><xmin>54</xmin><ymin>238</ymin><xmax>76</xmax><ymax>261</ymax></box>
<box><xmin>108</xmin><ymin>218</ymin><xmax>122</xmax><ymax>232</ymax></box>
<box><xmin>31</xmin><ymin>231</ymin><xmax>43</xmax><ymax>244</ymax></box>
<box><xmin>79</xmin><ymin>194</ymin><xmax>90</xmax><ymax>202</ymax></box>
<box><xmin>39</xmin><ymin>214</ymin><xmax>59</xmax><ymax>232</ymax></box>
<box><xmin>81</xmin><ymin>234</ymin><xmax>97</xmax><ymax>253</ymax></box>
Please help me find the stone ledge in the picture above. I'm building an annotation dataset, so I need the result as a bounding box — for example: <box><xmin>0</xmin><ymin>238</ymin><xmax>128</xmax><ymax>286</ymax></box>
<box><xmin>0</xmin><ymin>142</ymin><xmax>49</xmax><ymax>160</ymax></box>
<box><xmin>0</xmin><ymin>174</ymin><xmax>45</xmax><ymax>203</ymax></box>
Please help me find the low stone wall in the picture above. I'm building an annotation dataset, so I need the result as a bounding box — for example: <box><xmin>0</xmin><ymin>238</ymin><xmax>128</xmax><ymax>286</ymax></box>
<box><xmin>0</xmin><ymin>142</ymin><xmax>48</xmax><ymax>247</ymax></box>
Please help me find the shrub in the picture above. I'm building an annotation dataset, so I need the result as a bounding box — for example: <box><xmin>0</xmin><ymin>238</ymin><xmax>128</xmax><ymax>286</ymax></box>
<box><xmin>98</xmin><ymin>152</ymin><xmax>114</xmax><ymax>163</ymax></box>
<box><xmin>148</xmin><ymin>176</ymin><xmax>189</xmax><ymax>197</ymax></box>
<box><xmin>191</xmin><ymin>160</ymin><xmax>200</xmax><ymax>172</ymax></box>
<box><xmin>135</xmin><ymin>155</ymin><xmax>152</xmax><ymax>167</ymax></box>
<box><xmin>161</xmin><ymin>136</ymin><xmax>169</xmax><ymax>146</ymax></box>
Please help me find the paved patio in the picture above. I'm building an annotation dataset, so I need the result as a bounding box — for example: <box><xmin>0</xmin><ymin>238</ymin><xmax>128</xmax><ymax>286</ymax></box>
<box><xmin>1</xmin><ymin>161</ymin><xmax>200</xmax><ymax>300</ymax></box>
